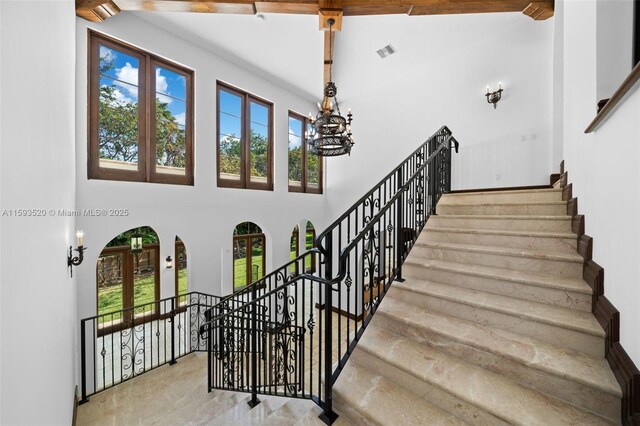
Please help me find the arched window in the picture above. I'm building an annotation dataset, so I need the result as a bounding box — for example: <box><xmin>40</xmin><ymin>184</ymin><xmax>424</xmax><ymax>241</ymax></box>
<box><xmin>175</xmin><ymin>236</ymin><xmax>188</xmax><ymax>305</ymax></box>
<box><xmin>305</xmin><ymin>221</ymin><xmax>316</xmax><ymax>273</ymax></box>
<box><xmin>97</xmin><ymin>226</ymin><xmax>159</xmax><ymax>334</ymax></box>
<box><xmin>233</xmin><ymin>222</ymin><xmax>265</xmax><ymax>290</ymax></box>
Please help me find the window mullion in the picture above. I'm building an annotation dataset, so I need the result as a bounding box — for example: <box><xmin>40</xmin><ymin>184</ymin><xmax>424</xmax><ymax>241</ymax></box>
<box><xmin>146</xmin><ymin>56</ymin><xmax>155</xmax><ymax>183</ymax></box>
<box><xmin>243</xmin><ymin>94</ymin><xmax>250</xmax><ymax>188</ymax></box>
<box><xmin>302</xmin><ymin>117</ymin><xmax>308</xmax><ymax>193</ymax></box>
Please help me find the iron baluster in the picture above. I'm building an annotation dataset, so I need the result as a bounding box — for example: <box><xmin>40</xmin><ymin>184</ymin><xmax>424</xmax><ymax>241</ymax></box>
<box><xmin>249</xmin><ymin>281</ymin><xmax>260</xmax><ymax>407</ymax></box>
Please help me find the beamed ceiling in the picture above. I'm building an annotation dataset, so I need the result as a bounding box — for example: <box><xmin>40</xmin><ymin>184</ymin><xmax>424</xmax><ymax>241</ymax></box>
<box><xmin>77</xmin><ymin>0</ymin><xmax>554</xmax><ymax>24</ymax></box>
<box><xmin>77</xmin><ymin>0</ymin><xmax>553</xmax><ymax>87</ymax></box>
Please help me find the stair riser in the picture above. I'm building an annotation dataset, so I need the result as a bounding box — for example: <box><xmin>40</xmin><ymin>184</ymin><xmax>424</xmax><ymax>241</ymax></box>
<box><xmin>332</xmin><ymin>396</ymin><xmax>378</xmax><ymax>426</ymax></box>
<box><xmin>441</xmin><ymin>191</ymin><xmax>563</xmax><ymax>204</ymax></box>
<box><xmin>426</xmin><ymin>217</ymin><xmax>573</xmax><ymax>233</ymax></box>
<box><xmin>403</xmin><ymin>263</ymin><xmax>592</xmax><ymax>312</ymax></box>
<box><xmin>411</xmin><ymin>245</ymin><xmax>584</xmax><ymax>278</ymax></box>
<box><xmin>375</xmin><ymin>311</ymin><xmax>618</xmax><ymax>422</ymax></box>
<box><xmin>350</xmin><ymin>349</ymin><xmax>509</xmax><ymax>425</ymax></box>
<box><xmin>420</xmin><ymin>231</ymin><xmax>577</xmax><ymax>252</ymax></box>
<box><xmin>437</xmin><ymin>204</ymin><xmax>567</xmax><ymax>216</ymax></box>
<box><xmin>391</xmin><ymin>287</ymin><xmax>603</xmax><ymax>357</ymax></box>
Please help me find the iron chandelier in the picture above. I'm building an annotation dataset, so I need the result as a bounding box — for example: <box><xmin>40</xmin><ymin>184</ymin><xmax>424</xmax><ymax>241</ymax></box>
<box><xmin>306</xmin><ymin>18</ymin><xmax>354</xmax><ymax>157</ymax></box>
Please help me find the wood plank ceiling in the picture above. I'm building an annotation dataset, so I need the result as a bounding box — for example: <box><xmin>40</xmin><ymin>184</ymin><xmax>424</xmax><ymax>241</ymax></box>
<box><xmin>76</xmin><ymin>0</ymin><xmax>554</xmax><ymax>84</ymax></box>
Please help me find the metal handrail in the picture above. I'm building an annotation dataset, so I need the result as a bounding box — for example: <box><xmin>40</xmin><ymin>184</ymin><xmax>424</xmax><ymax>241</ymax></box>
<box><xmin>200</xmin><ymin>126</ymin><xmax>459</xmax><ymax>425</ymax></box>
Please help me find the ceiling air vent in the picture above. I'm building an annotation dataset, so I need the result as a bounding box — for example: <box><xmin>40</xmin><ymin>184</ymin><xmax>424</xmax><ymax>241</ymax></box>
<box><xmin>376</xmin><ymin>45</ymin><xmax>396</xmax><ymax>59</ymax></box>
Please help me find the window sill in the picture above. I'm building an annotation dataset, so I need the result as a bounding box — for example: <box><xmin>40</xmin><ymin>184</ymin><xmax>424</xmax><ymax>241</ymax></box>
<box><xmin>585</xmin><ymin>61</ymin><xmax>640</xmax><ymax>133</ymax></box>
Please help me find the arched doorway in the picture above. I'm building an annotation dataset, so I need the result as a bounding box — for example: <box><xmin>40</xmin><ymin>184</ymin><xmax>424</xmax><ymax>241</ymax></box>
<box><xmin>290</xmin><ymin>224</ymin><xmax>300</xmax><ymax>261</ymax></box>
<box><xmin>96</xmin><ymin>226</ymin><xmax>159</xmax><ymax>333</ymax></box>
<box><xmin>175</xmin><ymin>236</ymin><xmax>188</xmax><ymax>305</ymax></box>
<box><xmin>305</xmin><ymin>221</ymin><xmax>316</xmax><ymax>273</ymax></box>
<box><xmin>233</xmin><ymin>222</ymin><xmax>265</xmax><ymax>290</ymax></box>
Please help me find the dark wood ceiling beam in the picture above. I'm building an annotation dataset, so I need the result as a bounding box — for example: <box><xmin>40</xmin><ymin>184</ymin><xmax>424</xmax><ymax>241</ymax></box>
<box><xmin>522</xmin><ymin>1</ymin><xmax>554</xmax><ymax>20</ymax></box>
<box><xmin>76</xmin><ymin>0</ymin><xmax>553</xmax><ymax>23</ymax></box>
<box><xmin>76</xmin><ymin>0</ymin><xmax>121</xmax><ymax>22</ymax></box>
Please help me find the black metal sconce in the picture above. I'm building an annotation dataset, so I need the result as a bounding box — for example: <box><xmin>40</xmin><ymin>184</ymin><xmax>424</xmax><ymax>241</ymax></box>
<box><xmin>486</xmin><ymin>82</ymin><xmax>503</xmax><ymax>109</ymax></box>
<box><xmin>68</xmin><ymin>230</ymin><xmax>86</xmax><ymax>277</ymax></box>
<box><xmin>166</xmin><ymin>256</ymin><xmax>173</xmax><ymax>269</ymax></box>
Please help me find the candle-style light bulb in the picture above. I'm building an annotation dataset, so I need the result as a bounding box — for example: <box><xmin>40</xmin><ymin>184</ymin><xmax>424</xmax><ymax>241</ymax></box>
<box><xmin>348</xmin><ymin>108</ymin><xmax>352</xmax><ymax>115</ymax></box>
<box><xmin>486</xmin><ymin>85</ymin><xmax>490</xmax><ymax>94</ymax></box>
<box><xmin>499</xmin><ymin>81</ymin><xmax>502</xmax><ymax>90</ymax></box>
<box><xmin>76</xmin><ymin>230</ymin><xmax>84</xmax><ymax>247</ymax></box>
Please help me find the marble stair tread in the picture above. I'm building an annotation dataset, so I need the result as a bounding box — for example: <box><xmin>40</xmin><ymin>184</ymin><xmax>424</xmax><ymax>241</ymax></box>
<box><xmin>395</xmin><ymin>277</ymin><xmax>603</xmax><ymax>337</ymax></box>
<box><xmin>230</xmin><ymin>395</ymin><xmax>290</xmax><ymax>425</ymax></box>
<box><xmin>440</xmin><ymin>189</ymin><xmax>563</xmax><ymax>205</ymax></box>
<box><xmin>376</xmin><ymin>295</ymin><xmax>621</xmax><ymax>397</ymax></box>
<box><xmin>357</xmin><ymin>323</ymin><xmax>616</xmax><ymax>425</ymax></box>
<box><xmin>438</xmin><ymin>200</ymin><xmax>568</xmax><ymax>207</ymax></box>
<box><xmin>262</xmin><ymin>399</ymin><xmax>321</xmax><ymax>426</ymax></box>
<box><xmin>413</xmin><ymin>240</ymin><xmax>585</xmax><ymax>263</ymax></box>
<box><xmin>333</xmin><ymin>359</ymin><xmax>468</xmax><ymax>426</ymax></box>
<box><xmin>421</xmin><ymin>226</ymin><xmax>577</xmax><ymax>239</ymax></box>
<box><xmin>443</xmin><ymin>188</ymin><xmax>560</xmax><ymax>197</ymax></box>
<box><xmin>293</xmin><ymin>405</ymin><xmax>354</xmax><ymax>426</ymax></box>
<box><xmin>431</xmin><ymin>214</ymin><xmax>572</xmax><ymax>220</ymax></box>
<box><xmin>404</xmin><ymin>258</ymin><xmax>592</xmax><ymax>294</ymax></box>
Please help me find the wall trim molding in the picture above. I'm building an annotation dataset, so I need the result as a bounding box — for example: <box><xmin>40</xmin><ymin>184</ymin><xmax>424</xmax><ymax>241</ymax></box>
<box><xmin>556</xmin><ymin>163</ymin><xmax>640</xmax><ymax>425</ymax></box>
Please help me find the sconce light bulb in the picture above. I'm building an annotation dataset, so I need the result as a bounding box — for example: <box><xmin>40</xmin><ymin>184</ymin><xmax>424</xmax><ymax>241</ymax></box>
<box><xmin>76</xmin><ymin>230</ymin><xmax>84</xmax><ymax>247</ymax></box>
<box><xmin>499</xmin><ymin>81</ymin><xmax>502</xmax><ymax>90</ymax></box>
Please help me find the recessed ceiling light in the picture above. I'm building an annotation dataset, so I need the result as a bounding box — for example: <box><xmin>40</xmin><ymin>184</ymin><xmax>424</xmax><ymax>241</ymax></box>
<box><xmin>377</xmin><ymin>44</ymin><xmax>396</xmax><ymax>59</ymax></box>
<box><xmin>256</xmin><ymin>14</ymin><xmax>265</xmax><ymax>22</ymax></box>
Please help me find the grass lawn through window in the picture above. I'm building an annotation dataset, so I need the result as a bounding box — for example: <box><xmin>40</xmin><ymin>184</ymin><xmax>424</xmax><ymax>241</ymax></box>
<box><xmin>98</xmin><ymin>269</ymin><xmax>188</xmax><ymax>324</ymax></box>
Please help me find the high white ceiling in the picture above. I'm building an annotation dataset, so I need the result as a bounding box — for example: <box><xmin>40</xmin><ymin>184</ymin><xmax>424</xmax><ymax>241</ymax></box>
<box><xmin>132</xmin><ymin>11</ymin><xmax>545</xmax><ymax>103</ymax></box>
<box><xmin>132</xmin><ymin>11</ymin><xmax>324</xmax><ymax>100</ymax></box>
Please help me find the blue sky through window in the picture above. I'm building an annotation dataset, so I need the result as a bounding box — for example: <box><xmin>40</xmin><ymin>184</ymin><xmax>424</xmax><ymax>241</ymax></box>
<box><xmin>99</xmin><ymin>45</ymin><xmax>187</xmax><ymax>126</ymax></box>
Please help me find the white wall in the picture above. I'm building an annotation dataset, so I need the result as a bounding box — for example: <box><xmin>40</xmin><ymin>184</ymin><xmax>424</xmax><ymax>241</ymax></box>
<box><xmin>552</xmin><ymin>0</ymin><xmax>565</xmax><ymax>167</ymax></box>
<box><xmin>596</xmin><ymin>0</ymin><xmax>634</xmax><ymax>101</ymax></box>
<box><xmin>554</xmin><ymin>0</ymin><xmax>640</xmax><ymax>365</ymax></box>
<box><xmin>75</xmin><ymin>13</ymin><xmax>327</xmax><ymax>322</ymax></box>
<box><xmin>0</xmin><ymin>1</ymin><xmax>77</xmax><ymax>424</ymax></box>
<box><xmin>324</xmin><ymin>13</ymin><xmax>554</xmax><ymax>215</ymax></box>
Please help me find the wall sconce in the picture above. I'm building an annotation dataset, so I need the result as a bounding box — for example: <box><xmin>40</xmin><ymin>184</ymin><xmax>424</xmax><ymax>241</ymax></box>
<box><xmin>68</xmin><ymin>230</ymin><xmax>86</xmax><ymax>277</ymax></box>
<box><xmin>166</xmin><ymin>256</ymin><xmax>173</xmax><ymax>269</ymax></box>
<box><xmin>486</xmin><ymin>82</ymin><xmax>504</xmax><ymax>109</ymax></box>
<box><xmin>130</xmin><ymin>233</ymin><xmax>143</xmax><ymax>254</ymax></box>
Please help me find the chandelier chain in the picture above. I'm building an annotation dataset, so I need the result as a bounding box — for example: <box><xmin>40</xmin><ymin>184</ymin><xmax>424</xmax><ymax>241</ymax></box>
<box><xmin>329</xmin><ymin>20</ymin><xmax>334</xmax><ymax>83</ymax></box>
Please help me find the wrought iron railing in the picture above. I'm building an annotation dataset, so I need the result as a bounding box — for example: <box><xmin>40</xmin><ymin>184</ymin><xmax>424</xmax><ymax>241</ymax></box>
<box><xmin>79</xmin><ymin>291</ymin><xmax>220</xmax><ymax>403</ymax></box>
<box><xmin>200</xmin><ymin>126</ymin><xmax>459</xmax><ymax>424</ymax></box>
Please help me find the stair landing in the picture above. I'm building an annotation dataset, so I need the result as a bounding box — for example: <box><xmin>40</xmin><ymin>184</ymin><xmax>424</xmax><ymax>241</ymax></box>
<box><xmin>76</xmin><ymin>352</ymin><xmax>352</xmax><ymax>426</ymax></box>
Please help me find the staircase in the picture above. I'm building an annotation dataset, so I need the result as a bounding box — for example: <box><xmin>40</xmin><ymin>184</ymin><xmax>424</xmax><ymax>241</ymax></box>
<box><xmin>332</xmin><ymin>187</ymin><xmax>623</xmax><ymax>425</ymax></box>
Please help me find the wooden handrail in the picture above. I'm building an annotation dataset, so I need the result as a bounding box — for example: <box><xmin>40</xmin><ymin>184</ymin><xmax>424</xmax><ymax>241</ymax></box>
<box><xmin>585</xmin><ymin>61</ymin><xmax>640</xmax><ymax>133</ymax></box>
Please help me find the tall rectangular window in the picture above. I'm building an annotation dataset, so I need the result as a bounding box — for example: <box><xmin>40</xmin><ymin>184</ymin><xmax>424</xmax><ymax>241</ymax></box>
<box><xmin>89</xmin><ymin>31</ymin><xmax>194</xmax><ymax>185</ymax></box>
<box><xmin>288</xmin><ymin>111</ymin><xmax>322</xmax><ymax>194</ymax></box>
<box><xmin>217</xmin><ymin>82</ymin><xmax>273</xmax><ymax>190</ymax></box>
